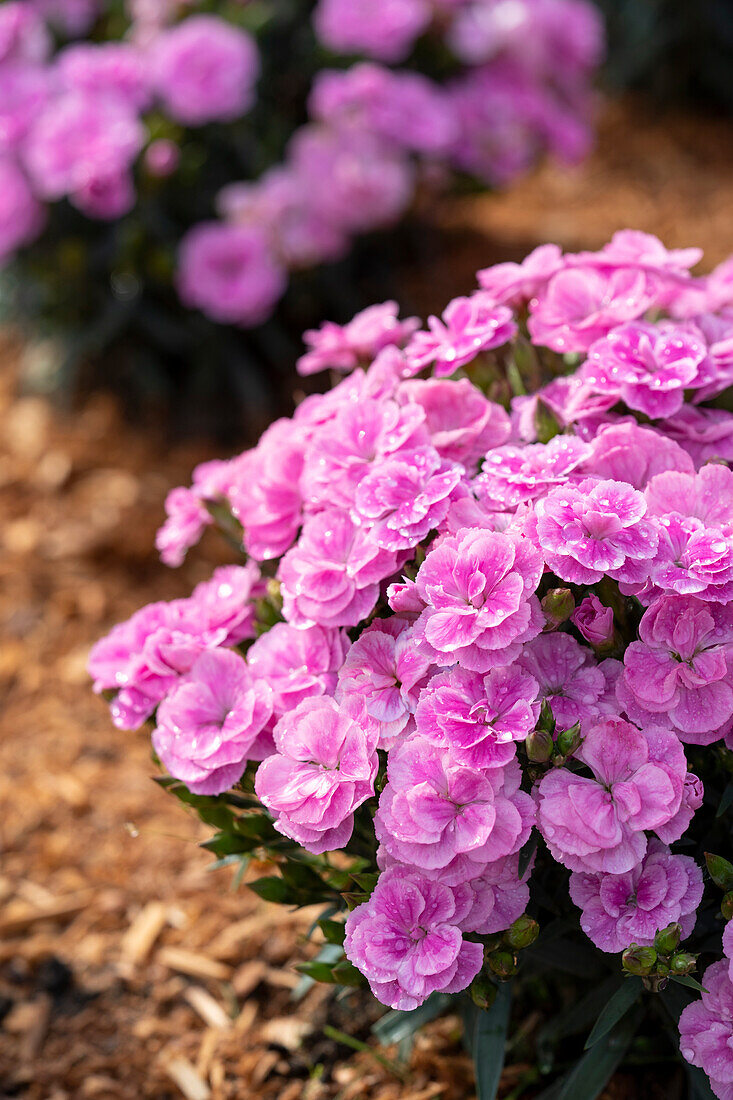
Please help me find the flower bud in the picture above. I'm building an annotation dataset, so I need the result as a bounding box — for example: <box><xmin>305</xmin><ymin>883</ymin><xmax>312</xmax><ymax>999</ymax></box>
<box><xmin>706</xmin><ymin>852</ymin><xmax>733</xmax><ymax>892</ymax></box>
<box><xmin>571</xmin><ymin>595</ymin><xmax>614</xmax><ymax>648</ymax></box>
<box><xmin>722</xmin><ymin>893</ymin><xmax>733</xmax><ymax>921</ymax></box>
<box><xmin>541</xmin><ymin>588</ymin><xmax>575</xmax><ymax>630</ymax></box>
<box><xmin>470</xmin><ymin>975</ymin><xmax>498</xmax><ymax>1010</ymax></box>
<box><xmin>488</xmin><ymin>950</ymin><xmax>517</xmax><ymax>980</ymax></box>
<box><xmin>654</xmin><ymin>922</ymin><xmax>682</xmax><ymax>956</ymax></box>
<box><xmin>555</xmin><ymin>723</ymin><xmax>582</xmax><ymax>759</ymax></box>
<box><xmin>526</xmin><ymin>729</ymin><xmax>554</xmax><ymax>764</ymax></box>
<box><xmin>670</xmin><ymin>953</ymin><xmax>697</xmax><ymax>976</ymax></box>
<box><xmin>622</xmin><ymin>944</ymin><xmax>657</xmax><ymax>976</ymax></box>
<box><xmin>505</xmin><ymin>916</ymin><xmax>539</xmax><ymax>950</ymax></box>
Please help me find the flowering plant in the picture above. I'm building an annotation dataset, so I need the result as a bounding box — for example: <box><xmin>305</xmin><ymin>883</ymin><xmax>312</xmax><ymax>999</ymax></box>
<box><xmin>91</xmin><ymin>230</ymin><xmax>733</xmax><ymax>1096</ymax></box>
<box><xmin>0</xmin><ymin>0</ymin><xmax>601</xmax><ymax>434</ymax></box>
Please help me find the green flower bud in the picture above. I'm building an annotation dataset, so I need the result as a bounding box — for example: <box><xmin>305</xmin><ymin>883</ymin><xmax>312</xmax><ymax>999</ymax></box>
<box><xmin>555</xmin><ymin>722</ymin><xmax>582</xmax><ymax>759</ymax></box>
<box><xmin>541</xmin><ymin>588</ymin><xmax>575</xmax><ymax>629</ymax></box>
<box><xmin>654</xmin><ymin>922</ymin><xmax>682</xmax><ymax>956</ymax></box>
<box><xmin>705</xmin><ymin>852</ymin><xmax>733</xmax><ymax>892</ymax></box>
<box><xmin>469</xmin><ymin>975</ymin><xmax>498</xmax><ymax>1010</ymax></box>
<box><xmin>488</xmin><ymin>950</ymin><xmax>517</xmax><ymax>981</ymax></box>
<box><xmin>622</xmin><ymin>944</ymin><xmax>657</xmax><ymax>976</ymax></box>
<box><xmin>722</xmin><ymin>894</ymin><xmax>733</xmax><ymax>921</ymax></box>
<box><xmin>526</xmin><ymin>729</ymin><xmax>554</xmax><ymax>764</ymax></box>
<box><xmin>505</xmin><ymin>916</ymin><xmax>539</xmax><ymax>950</ymax></box>
<box><xmin>670</xmin><ymin>953</ymin><xmax>698</xmax><ymax>976</ymax></box>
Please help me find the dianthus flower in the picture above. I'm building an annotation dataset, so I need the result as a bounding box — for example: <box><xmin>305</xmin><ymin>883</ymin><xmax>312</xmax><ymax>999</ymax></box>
<box><xmin>187</xmin><ymin>564</ymin><xmax>263</xmax><ymax>647</ymax></box>
<box><xmin>248</xmin><ymin>623</ymin><xmax>349</xmax><ymax>718</ymax></box>
<box><xmin>477</xmin><ymin>243</ymin><xmax>564</xmax><ymax>306</ymax></box>
<box><xmin>534</xmin><ymin>477</ymin><xmax>658</xmax><ymax>585</ymax></box>
<box><xmin>660</xmin><ymin>405</ymin><xmax>733</xmax><ymax>468</ymax></box>
<box><xmin>344</xmin><ymin>867</ymin><xmax>483</xmax><ymax>1010</ymax></box>
<box><xmin>398</xmin><ymin>377</ymin><xmax>511</xmax><ymax>469</ymax></box>
<box><xmin>337</xmin><ymin>618</ymin><xmax>433</xmax><ymax>748</ymax></box>
<box><xmin>314</xmin><ymin>0</ymin><xmax>431</xmax><ymax>63</ymax></box>
<box><xmin>375</xmin><ymin>739</ymin><xmax>535</xmax><ymax>872</ymax></box>
<box><xmin>0</xmin><ymin>2</ymin><xmax>50</xmax><ymax>64</ymax></box>
<box><xmin>56</xmin><ymin>42</ymin><xmax>152</xmax><ymax>110</ymax></box>
<box><xmin>176</xmin><ymin>222</ymin><xmax>286</xmax><ymax>326</ymax></box>
<box><xmin>255</xmin><ymin>696</ymin><xmax>378</xmax><ymax>854</ymax></box>
<box><xmin>152</xmin><ymin>15</ymin><xmax>259</xmax><ymax>125</ymax></box>
<box><xmin>679</xmin><ymin>961</ymin><xmax>733</xmax><ymax>1100</ymax></box>
<box><xmin>527</xmin><ymin>265</ymin><xmax>659</xmax><ymax>353</ymax></box>
<box><xmin>279</xmin><ymin>510</ymin><xmax>401</xmax><ymax>628</ymax></box>
<box><xmin>414</xmin><ymin>665</ymin><xmax>537</xmax><ymax>770</ymax></box>
<box><xmin>518</xmin><ymin>632</ymin><xmax>610</xmax><ymax>731</ymax></box>
<box><xmin>537</xmin><ymin>717</ymin><xmax>687</xmax><ymax>874</ymax></box>
<box><xmin>571</xmin><ymin>595</ymin><xmax>614</xmax><ymax>648</ymax></box>
<box><xmin>0</xmin><ymin>156</ymin><xmax>44</xmax><ymax>263</ymax></box>
<box><xmin>156</xmin><ymin>487</ymin><xmax>213</xmax><ymax>568</ymax></box>
<box><xmin>582</xmin><ymin>321</ymin><xmax>711</xmax><ymax>419</ymax></box>
<box><xmin>476</xmin><ymin>435</ymin><xmax>591</xmax><ymax>510</ymax></box>
<box><xmin>583</xmin><ymin>422</ymin><xmax>695</xmax><ymax>489</ymax></box>
<box><xmin>352</xmin><ymin>446</ymin><xmax>461</xmax><ymax>551</ymax></box>
<box><xmin>297</xmin><ymin>301</ymin><xmax>420</xmax><ymax>376</ymax></box>
<box><xmin>302</xmin><ymin>396</ymin><xmax>427</xmax><ymax>510</ymax></box>
<box><xmin>635</xmin><ymin>465</ymin><xmax>733</xmax><ymax>603</ymax></box>
<box><xmin>403</xmin><ymin>291</ymin><xmax>516</xmax><ymax>377</ymax></box>
<box><xmin>724</xmin><ymin>923</ymin><xmax>733</xmax><ymax>982</ymax></box>
<box><xmin>0</xmin><ymin>61</ymin><xmax>50</xmax><ymax>155</ymax></box>
<box><xmin>226</xmin><ymin>419</ymin><xmax>306</xmax><ymax>560</ymax></box>
<box><xmin>619</xmin><ymin>595</ymin><xmax>733</xmax><ymax>744</ymax></box>
<box><xmin>569</xmin><ymin>839</ymin><xmax>703</xmax><ymax>953</ymax></box>
<box><xmin>405</xmin><ymin>527</ymin><xmax>544</xmax><ymax>671</ymax></box>
<box><xmin>153</xmin><ymin>649</ymin><xmax>273</xmax><ymax>795</ymax></box>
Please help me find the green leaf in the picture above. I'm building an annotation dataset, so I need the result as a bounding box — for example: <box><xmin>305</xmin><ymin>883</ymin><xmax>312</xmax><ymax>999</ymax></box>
<box><xmin>556</xmin><ymin>1005</ymin><xmax>642</xmax><ymax>1100</ymax></box>
<box><xmin>705</xmin><ymin>852</ymin><xmax>733</xmax><ymax>892</ymax></box>
<box><xmin>372</xmin><ymin>993</ymin><xmax>451</xmax><ymax>1046</ymax></box>
<box><xmin>248</xmin><ymin>876</ymin><xmax>293</xmax><ymax>904</ymax></box>
<box><xmin>322</xmin><ymin>1027</ymin><xmax>407</xmax><ymax>1081</ymax></box>
<box><xmin>473</xmin><ymin>981</ymin><xmax>512</xmax><ymax>1100</ymax></box>
<box><xmin>671</xmin><ymin>975</ymin><xmax>706</xmax><ymax>993</ymax></box>
<box><xmin>518</xmin><ymin>831</ymin><xmax>538</xmax><ymax>879</ymax></box>
<box><xmin>536</xmin><ymin>977</ymin><xmax>620</xmax><ymax>1073</ymax></box>
<box><xmin>318</xmin><ymin>918</ymin><xmax>346</xmax><ymax>946</ymax></box>
<box><xmin>717</xmin><ymin>781</ymin><xmax>733</xmax><ymax>818</ymax></box>
<box><xmin>585</xmin><ymin>978</ymin><xmax>642</xmax><ymax>1049</ymax></box>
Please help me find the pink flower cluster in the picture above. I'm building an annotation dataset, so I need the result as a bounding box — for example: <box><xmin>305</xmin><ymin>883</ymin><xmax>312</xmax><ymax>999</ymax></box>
<box><xmin>93</xmin><ymin>233</ymin><xmax>733</xmax><ymax>1084</ymax></box>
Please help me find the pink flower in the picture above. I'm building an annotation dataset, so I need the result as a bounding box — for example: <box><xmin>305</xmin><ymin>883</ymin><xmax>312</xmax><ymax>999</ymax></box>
<box><xmin>227</xmin><ymin>419</ymin><xmax>306</xmax><ymax>560</ymax></box>
<box><xmin>398</xmin><ymin>377</ymin><xmax>511</xmax><ymax>468</ymax></box>
<box><xmin>353</xmin><ymin>447</ymin><xmax>461</xmax><ymax>552</ymax></box>
<box><xmin>679</xmin><ymin>961</ymin><xmax>733</xmax><ymax>1100</ymax></box>
<box><xmin>344</xmin><ymin>867</ymin><xmax>483</xmax><ymax>1010</ymax></box>
<box><xmin>0</xmin><ymin>61</ymin><xmax>50</xmax><ymax>156</ymax></box>
<box><xmin>279</xmin><ymin>509</ymin><xmax>401</xmax><ymax>628</ymax></box>
<box><xmin>575</xmin><ymin>230</ymin><xmax>702</xmax><ymax>283</ymax></box>
<box><xmin>156</xmin><ymin>487</ymin><xmax>212</xmax><ymax>568</ymax></box>
<box><xmin>725</xmin><ymin>923</ymin><xmax>733</xmax><ymax>982</ymax></box>
<box><xmin>569</xmin><ymin>839</ymin><xmax>703</xmax><ymax>953</ymax></box>
<box><xmin>314</xmin><ymin>0</ymin><xmax>431</xmax><ymax>63</ymax></box>
<box><xmin>303</xmin><ymin>396</ymin><xmax>427</xmax><ymax>510</ymax></box>
<box><xmin>407</xmin><ymin>527</ymin><xmax>544</xmax><ymax>671</ymax></box>
<box><xmin>144</xmin><ymin>138</ymin><xmax>179</xmax><ymax>178</ymax></box>
<box><xmin>414</xmin><ymin>664</ymin><xmax>538</xmax><ymax>769</ymax></box>
<box><xmin>583</xmin><ymin>422</ymin><xmax>695</xmax><ymax>489</ymax></box>
<box><xmin>188</xmin><ymin>564</ymin><xmax>263</xmax><ymax>647</ymax></box>
<box><xmin>247</xmin><ymin>622</ymin><xmax>348</xmax><ymax>717</ymax></box>
<box><xmin>403</xmin><ymin>291</ymin><xmax>516</xmax><ymax>377</ymax></box>
<box><xmin>152</xmin><ymin>649</ymin><xmax>273</xmax><ymax>795</ymax></box>
<box><xmin>528</xmin><ymin>266</ymin><xmax>658</xmax><ymax>353</ymax></box>
<box><xmin>534</xmin><ymin>478</ymin><xmax>658</xmax><ymax>585</ymax></box>
<box><xmin>518</xmin><ymin>632</ymin><xmax>609</xmax><ymax>731</ymax></box>
<box><xmin>337</xmin><ymin>618</ymin><xmax>433</xmax><ymax>748</ymax></box>
<box><xmin>297</xmin><ymin>301</ymin><xmax>420</xmax><ymax>376</ymax></box>
<box><xmin>57</xmin><ymin>42</ymin><xmax>152</xmax><ymax>111</ymax></box>
<box><xmin>0</xmin><ymin>156</ymin><xmax>44</xmax><ymax>263</ymax></box>
<box><xmin>476</xmin><ymin>435</ymin><xmax>591</xmax><ymax>510</ymax></box>
<box><xmin>477</xmin><ymin>243</ymin><xmax>564</xmax><ymax>306</ymax></box>
<box><xmin>0</xmin><ymin>3</ymin><xmax>50</xmax><ymax>64</ymax></box>
<box><xmin>255</xmin><ymin>696</ymin><xmax>378</xmax><ymax>854</ymax></box>
<box><xmin>571</xmin><ymin>595</ymin><xmax>614</xmax><ymax>647</ymax></box>
<box><xmin>537</xmin><ymin>717</ymin><xmax>687</xmax><ymax>874</ymax></box>
<box><xmin>152</xmin><ymin>15</ymin><xmax>259</xmax><ymax>125</ymax></box>
<box><xmin>176</xmin><ymin>222</ymin><xmax>286</xmax><ymax>326</ymax></box>
<box><xmin>660</xmin><ymin>406</ymin><xmax>733</xmax><ymax>468</ymax></box>
<box><xmin>376</xmin><ymin>738</ymin><xmax>535</xmax><ymax>871</ymax></box>
<box><xmin>582</xmin><ymin>322</ymin><xmax>710</xmax><ymax>418</ymax></box>
<box><xmin>619</xmin><ymin>595</ymin><xmax>733</xmax><ymax>744</ymax></box>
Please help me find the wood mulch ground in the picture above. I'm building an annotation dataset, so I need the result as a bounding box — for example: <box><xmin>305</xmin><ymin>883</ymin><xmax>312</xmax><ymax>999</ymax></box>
<box><xmin>1</xmin><ymin>96</ymin><xmax>732</xmax><ymax>1099</ymax></box>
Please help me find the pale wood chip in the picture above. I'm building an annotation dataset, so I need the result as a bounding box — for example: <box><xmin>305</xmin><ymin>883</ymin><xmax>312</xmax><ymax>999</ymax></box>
<box><xmin>258</xmin><ymin>1016</ymin><xmax>313</xmax><ymax>1052</ymax></box>
<box><xmin>250</xmin><ymin>1049</ymin><xmax>279</xmax><ymax>1085</ymax></box>
<box><xmin>162</xmin><ymin>1055</ymin><xmax>211</xmax><ymax>1100</ymax></box>
<box><xmin>231</xmin><ymin>959</ymin><xmax>266</xmax><ymax>998</ymax></box>
<box><xmin>184</xmin><ymin>986</ymin><xmax>231</xmax><ymax>1030</ymax></box>
<box><xmin>120</xmin><ymin>902</ymin><xmax>168</xmax><ymax>965</ymax></box>
<box><xmin>19</xmin><ymin>993</ymin><xmax>52</xmax><ymax>1064</ymax></box>
<box><xmin>157</xmin><ymin>947</ymin><xmax>231</xmax><ymax>983</ymax></box>
<box><xmin>0</xmin><ymin>897</ymin><xmax>85</xmax><ymax>936</ymax></box>
<box><xmin>262</xmin><ymin>965</ymin><xmax>300</xmax><ymax>990</ymax></box>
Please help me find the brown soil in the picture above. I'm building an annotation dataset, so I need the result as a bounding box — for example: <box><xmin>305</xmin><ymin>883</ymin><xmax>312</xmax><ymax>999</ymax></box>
<box><xmin>2</xmin><ymin>96</ymin><xmax>731</xmax><ymax>1099</ymax></box>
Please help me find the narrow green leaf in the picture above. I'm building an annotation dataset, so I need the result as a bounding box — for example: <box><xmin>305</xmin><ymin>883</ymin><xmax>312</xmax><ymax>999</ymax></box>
<box><xmin>518</xmin><ymin>831</ymin><xmax>538</xmax><ymax>879</ymax></box>
<box><xmin>318</xmin><ymin>918</ymin><xmax>346</xmax><ymax>945</ymax></box>
<box><xmin>717</xmin><ymin>781</ymin><xmax>733</xmax><ymax>818</ymax></box>
<box><xmin>474</xmin><ymin>981</ymin><xmax>512</xmax><ymax>1100</ymax></box>
<box><xmin>585</xmin><ymin>977</ymin><xmax>642</xmax><ymax>1049</ymax></box>
<box><xmin>557</xmin><ymin>1006</ymin><xmax>642</xmax><ymax>1100</ymax></box>
<box><xmin>372</xmin><ymin>993</ymin><xmax>451</xmax><ymax>1046</ymax></box>
<box><xmin>671</xmin><ymin>975</ymin><xmax>706</xmax><ymax>993</ymax></box>
<box><xmin>248</xmin><ymin>876</ymin><xmax>292</xmax><ymax>904</ymax></box>
<box><xmin>323</xmin><ymin>1026</ymin><xmax>407</xmax><ymax>1081</ymax></box>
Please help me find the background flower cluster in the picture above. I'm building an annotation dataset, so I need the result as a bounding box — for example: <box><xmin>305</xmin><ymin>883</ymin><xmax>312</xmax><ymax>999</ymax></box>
<box><xmin>91</xmin><ymin>229</ymin><xmax>733</xmax><ymax>1096</ymax></box>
